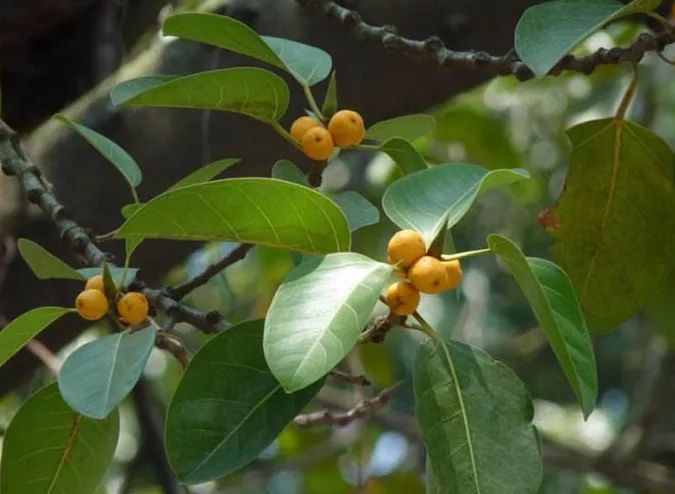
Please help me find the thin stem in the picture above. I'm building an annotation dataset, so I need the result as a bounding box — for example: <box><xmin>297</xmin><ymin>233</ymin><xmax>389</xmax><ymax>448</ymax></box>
<box><xmin>411</xmin><ymin>311</ymin><xmax>437</xmax><ymax>339</ymax></box>
<box><xmin>354</xmin><ymin>143</ymin><xmax>380</xmax><ymax>151</ymax></box>
<box><xmin>616</xmin><ymin>66</ymin><xmax>639</xmax><ymax>122</ymax></box>
<box><xmin>303</xmin><ymin>84</ymin><xmax>326</xmax><ymax>121</ymax></box>
<box><xmin>647</xmin><ymin>12</ymin><xmax>674</xmax><ymax>31</ymax></box>
<box><xmin>130</xmin><ymin>186</ymin><xmax>140</xmax><ymax>204</ymax></box>
<box><xmin>271</xmin><ymin>120</ymin><xmax>301</xmax><ymax>149</ymax></box>
<box><xmin>441</xmin><ymin>247</ymin><xmax>492</xmax><ymax>262</ymax></box>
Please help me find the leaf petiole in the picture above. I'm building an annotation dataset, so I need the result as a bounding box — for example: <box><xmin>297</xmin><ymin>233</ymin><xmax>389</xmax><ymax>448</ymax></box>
<box><xmin>302</xmin><ymin>84</ymin><xmax>326</xmax><ymax>121</ymax></box>
<box><xmin>441</xmin><ymin>247</ymin><xmax>492</xmax><ymax>262</ymax></box>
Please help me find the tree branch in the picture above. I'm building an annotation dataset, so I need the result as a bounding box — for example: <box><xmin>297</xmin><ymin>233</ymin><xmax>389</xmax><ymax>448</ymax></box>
<box><xmin>294</xmin><ymin>0</ymin><xmax>675</xmax><ymax>81</ymax></box>
<box><xmin>0</xmin><ymin>119</ymin><xmax>226</xmax><ymax>335</ymax></box>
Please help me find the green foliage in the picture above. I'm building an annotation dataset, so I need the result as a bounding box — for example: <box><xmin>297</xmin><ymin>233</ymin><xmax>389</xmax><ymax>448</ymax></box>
<box><xmin>488</xmin><ymin>234</ymin><xmax>597</xmax><ymax>417</ymax></box>
<box><xmin>379</xmin><ymin>137</ymin><xmax>429</xmax><ymax>175</ymax></box>
<box><xmin>382</xmin><ymin>164</ymin><xmax>529</xmax><ymax>244</ymax></box>
<box><xmin>414</xmin><ymin>339</ymin><xmax>542</xmax><ymax>494</ymax></box>
<box><xmin>112</xmin><ymin>68</ymin><xmax>289</xmax><ymax>122</ymax></box>
<box><xmin>163</xmin><ymin>13</ymin><xmax>332</xmax><ymax>86</ymax></box>
<box><xmin>264</xmin><ymin>253</ymin><xmax>392</xmax><ymax>392</ymax></box>
<box><xmin>0</xmin><ymin>307</ymin><xmax>71</xmax><ymax>368</ymax></box>
<box><xmin>321</xmin><ymin>71</ymin><xmax>339</xmax><ymax>117</ymax></box>
<box><xmin>55</xmin><ymin>114</ymin><xmax>142</xmax><ymax>201</ymax></box>
<box><xmin>166</xmin><ymin>158</ymin><xmax>241</xmax><ymax>192</ymax></box>
<box><xmin>550</xmin><ymin>118</ymin><xmax>675</xmax><ymax>332</ymax></box>
<box><xmin>77</xmin><ymin>267</ymin><xmax>138</xmax><ymax>286</ymax></box>
<box><xmin>330</xmin><ymin>191</ymin><xmax>379</xmax><ymax>232</ymax></box>
<box><xmin>166</xmin><ymin>321</ymin><xmax>322</xmax><ymax>483</ymax></box>
<box><xmin>58</xmin><ymin>327</ymin><xmax>156</xmax><ymax>419</ymax></box>
<box><xmin>0</xmin><ymin>383</ymin><xmax>119</xmax><ymax>494</ymax></box>
<box><xmin>367</xmin><ymin>114</ymin><xmax>436</xmax><ymax>142</ymax></box>
<box><xmin>18</xmin><ymin>238</ymin><xmax>84</xmax><ymax>281</ymax></box>
<box><xmin>515</xmin><ymin>0</ymin><xmax>660</xmax><ymax>76</ymax></box>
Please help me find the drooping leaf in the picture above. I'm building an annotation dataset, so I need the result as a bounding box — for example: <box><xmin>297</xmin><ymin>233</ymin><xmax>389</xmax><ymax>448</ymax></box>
<box><xmin>488</xmin><ymin>234</ymin><xmax>597</xmax><ymax>417</ymax></box>
<box><xmin>163</xmin><ymin>13</ymin><xmax>331</xmax><ymax>86</ymax></box>
<box><xmin>272</xmin><ymin>159</ymin><xmax>307</xmax><ymax>185</ymax></box>
<box><xmin>167</xmin><ymin>158</ymin><xmax>240</xmax><ymax>192</ymax></box>
<box><xmin>379</xmin><ymin>137</ymin><xmax>428</xmax><ymax>175</ymax></box>
<box><xmin>111</xmin><ymin>68</ymin><xmax>289</xmax><ymax>122</ymax></box>
<box><xmin>331</xmin><ymin>191</ymin><xmax>380</xmax><ymax>232</ymax></box>
<box><xmin>0</xmin><ymin>383</ymin><xmax>118</xmax><ymax>494</ymax></box>
<box><xmin>382</xmin><ymin>163</ymin><xmax>529</xmax><ymax>244</ymax></box>
<box><xmin>0</xmin><ymin>307</ymin><xmax>72</xmax><ymax>368</ymax></box>
<box><xmin>58</xmin><ymin>327</ymin><xmax>156</xmax><ymax>419</ymax></box>
<box><xmin>17</xmin><ymin>238</ymin><xmax>84</xmax><ymax>281</ymax></box>
<box><xmin>415</xmin><ymin>338</ymin><xmax>542</xmax><ymax>494</ymax></box>
<box><xmin>550</xmin><ymin>118</ymin><xmax>675</xmax><ymax>332</ymax></box>
<box><xmin>515</xmin><ymin>0</ymin><xmax>661</xmax><ymax>76</ymax></box>
<box><xmin>54</xmin><ymin>114</ymin><xmax>142</xmax><ymax>192</ymax></box>
<box><xmin>321</xmin><ymin>70</ymin><xmax>339</xmax><ymax>117</ymax></box>
<box><xmin>264</xmin><ymin>253</ymin><xmax>392</xmax><ymax>392</ymax></box>
<box><xmin>367</xmin><ymin>114</ymin><xmax>436</xmax><ymax>142</ymax></box>
<box><xmin>77</xmin><ymin>266</ymin><xmax>138</xmax><ymax>286</ymax></box>
<box><xmin>115</xmin><ymin>178</ymin><xmax>350</xmax><ymax>255</ymax></box>
<box><xmin>166</xmin><ymin>320</ymin><xmax>322</xmax><ymax>483</ymax></box>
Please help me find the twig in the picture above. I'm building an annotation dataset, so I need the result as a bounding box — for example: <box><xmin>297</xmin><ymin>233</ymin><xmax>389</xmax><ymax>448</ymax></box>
<box><xmin>26</xmin><ymin>340</ymin><xmax>62</xmax><ymax>375</ymax></box>
<box><xmin>293</xmin><ymin>382</ymin><xmax>402</xmax><ymax>427</ymax></box>
<box><xmin>329</xmin><ymin>368</ymin><xmax>371</xmax><ymax>386</ymax></box>
<box><xmin>169</xmin><ymin>243</ymin><xmax>253</xmax><ymax>299</ymax></box>
<box><xmin>155</xmin><ymin>331</ymin><xmax>190</xmax><ymax>369</ymax></box>
<box><xmin>359</xmin><ymin>312</ymin><xmax>403</xmax><ymax>343</ymax></box>
<box><xmin>0</xmin><ymin>118</ymin><xmax>226</xmax><ymax>335</ymax></box>
<box><xmin>294</xmin><ymin>0</ymin><xmax>675</xmax><ymax>81</ymax></box>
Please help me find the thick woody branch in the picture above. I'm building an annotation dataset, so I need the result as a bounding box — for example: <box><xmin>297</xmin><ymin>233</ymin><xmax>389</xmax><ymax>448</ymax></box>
<box><xmin>295</xmin><ymin>0</ymin><xmax>675</xmax><ymax>81</ymax></box>
<box><xmin>0</xmin><ymin>119</ymin><xmax>225</xmax><ymax>335</ymax></box>
<box><xmin>293</xmin><ymin>382</ymin><xmax>402</xmax><ymax>427</ymax></box>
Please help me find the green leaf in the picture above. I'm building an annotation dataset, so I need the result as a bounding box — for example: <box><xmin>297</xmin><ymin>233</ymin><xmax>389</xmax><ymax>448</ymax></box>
<box><xmin>415</xmin><ymin>338</ymin><xmax>542</xmax><ymax>494</ymax></box>
<box><xmin>110</xmin><ymin>75</ymin><xmax>176</xmax><ymax>105</ymax></box>
<box><xmin>115</xmin><ymin>178</ymin><xmax>350</xmax><ymax>255</ymax></box>
<box><xmin>58</xmin><ymin>327</ymin><xmax>156</xmax><ymax>419</ymax></box>
<box><xmin>488</xmin><ymin>234</ymin><xmax>597</xmax><ymax>417</ymax></box>
<box><xmin>163</xmin><ymin>13</ymin><xmax>331</xmax><ymax>86</ymax></box>
<box><xmin>367</xmin><ymin>114</ymin><xmax>436</xmax><ymax>142</ymax></box>
<box><xmin>321</xmin><ymin>70</ymin><xmax>339</xmax><ymax>117</ymax></box>
<box><xmin>380</xmin><ymin>137</ymin><xmax>428</xmax><ymax>175</ymax></box>
<box><xmin>77</xmin><ymin>267</ymin><xmax>138</xmax><ymax>287</ymax></box>
<box><xmin>17</xmin><ymin>238</ymin><xmax>84</xmax><ymax>281</ymax></box>
<box><xmin>515</xmin><ymin>0</ymin><xmax>661</xmax><ymax>77</ymax></box>
<box><xmin>55</xmin><ymin>115</ymin><xmax>142</xmax><ymax>194</ymax></box>
<box><xmin>121</xmin><ymin>203</ymin><xmax>142</xmax><ymax>219</ymax></box>
<box><xmin>382</xmin><ymin>163</ymin><xmax>529</xmax><ymax>244</ymax></box>
<box><xmin>111</xmin><ymin>68</ymin><xmax>289</xmax><ymax>122</ymax></box>
<box><xmin>101</xmin><ymin>261</ymin><xmax>117</xmax><ymax>298</ymax></box>
<box><xmin>167</xmin><ymin>158</ymin><xmax>240</xmax><ymax>192</ymax></box>
<box><xmin>0</xmin><ymin>383</ymin><xmax>118</xmax><ymax>494</ymax></box>
<box><xmin>272</xmin><ymin>159</ymin><xmax>307</xmax><ymax>185</ymax></box>
<box><xmin>550</xmin><ymin>118</ymin><xmax>675</xmax><ymax>331</ymax></box>
<box><xmin>166</xmin><ymin>321</ymin><xmax>322</xmax><ymax>483</ymax></box>
<box><xmin>331</xmin><ymin>191</ymin><xmax>379</xmax><ymax>232</ymax></box>
<box><xmin>0</xmin><ymin>307</ymin><xmax>71</xmax><ymax>368</ymax></box>
<box><xmin>264</xmin><ymin>253</ymin><xmax>392</xmax><ymax>392</ymax></box>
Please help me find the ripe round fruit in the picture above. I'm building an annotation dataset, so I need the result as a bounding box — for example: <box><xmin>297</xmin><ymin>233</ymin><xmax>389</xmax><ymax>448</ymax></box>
<box><xmin>442</xmin><ymin>260</ymin><xmax>463</xmax><ymax>291</ymax></box>
<box><xmin>384</xmin><ymin>281</ymin><xmax>420</xmax><ymax>316</ymax></box>
<box><xmin>290</xmin><ymin>116</ymin><xmax>322</xmax><ymax>143</ymax></box>
<box><xmin>76</xmin><ymin>289</ymin><xmax>109</xmax><ymax>321</ymax></box>
<box><xmin>117</xmin><ymin>292</ymin><xmax>149</xmax><ymax>325</ymax></box>
<box><xmin>387</xmin><ymin>230</ymin><xmax>426</xmax><ymax>269</ymax></box>
<box><xmin>85</xmin><ymin>274</ymin><xmax>104</xmax><ymax>292</ymax></box>
<box><xmin>301</xmin><ymin>127</ymin><xmax>335</xmax><ymax>161</ymax></box>
<box><xmin>409</xmin><ymin>256</ymin><xmax>449</xmax><ymax>294</ymax></box>
<box><xmin>327</xmin><ymin>110</ymin><xmax>365</xmax><ymax>147</ymax></box>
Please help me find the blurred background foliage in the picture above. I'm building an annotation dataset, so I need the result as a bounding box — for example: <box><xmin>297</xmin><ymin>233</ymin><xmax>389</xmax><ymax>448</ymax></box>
<box><xmin>1</xmin><ymin>15</ymin><xmax>674</xmax><ymax>494</ymax></box>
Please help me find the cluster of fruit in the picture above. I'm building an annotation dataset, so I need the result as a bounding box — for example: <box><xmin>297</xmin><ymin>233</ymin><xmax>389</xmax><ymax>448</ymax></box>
<box><xmin>290</xmin><ymin>110</ymin><xmax>365</xmax><ymax>161</ymax></box>
<box><xmin>384</xmin><ymin>230</ymin><xmax>463</xmax><ymax>315</ymax></box>
<box><xmin>75</xmin><ymin>275</ymin><xmax>149</xmax><ymax>325</ymax></box>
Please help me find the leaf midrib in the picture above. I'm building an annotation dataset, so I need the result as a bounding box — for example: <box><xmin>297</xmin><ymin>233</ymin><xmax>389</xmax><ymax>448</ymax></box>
<box><xmin>46</xmin><ymin>414</ymin><xmax>83</xmax><ymax>493</ymax></box>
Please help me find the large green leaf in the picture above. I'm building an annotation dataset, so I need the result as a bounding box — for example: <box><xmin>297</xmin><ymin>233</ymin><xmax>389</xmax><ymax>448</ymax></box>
<box><xmin>58</xmin><ymin>327</ymin><xmax>156</xmax><ymax>419</ymax></box>
<box><xmin>515</xmin><ymin>0</ymin><xmax>661</xmax><ymax>77</ymax></box>
<box><xmin>18</xmin><ymin>238</ymin><xmax>84</xmax><ymax>281</ymax></box>
<box><xmin>0</xmin><ymin>383</ymin><xmax>119</xmax><ymax>494</ymax></box>
<box><xmin>382</xmin><ymin>163</ymin><xmax>529</xmax><ymax>244</ymax></box>
<box><xmin>367</xmin><ymin>114</ymin><xmax>436</xmax><ymax>142</ymax></box>
<box><xmin>264</xmin><ymin>253</ymin><xmax>392</xmax><ymax>392</ymax></box>
<box><xmin>379</xmin><ymin>137</ymin><xmax>428</xmax><ymax>175</ymax></box>
<box><xmin>55</xmin><ymin>114</ymin><xmax>142</xmax><ymax>190</ymax></box>
<box><xmin>550</xmin><ymin>118</ymin><xmax>675</xmax><ymax>332</ymax></box>
<box><xmin>163</xmin><ymin>13</ymin><xmax>331</xmax><ymax>86</ymax></box>
<box><xmin>111</xmin><ymin>68</ymin><xmax>289</xmax><ymax>122</ymax></box>
<box><xmin>488</xmin><ymin>234</ymin><xmax>597</xmax><ymax>417</ymax></box>
<box><xmin>115</xmin><ymin>178</ymin><xmax>350</xmax><ymax>255</ymax></box>
<box><xmin>167</xmin><ymin>158</ymin><xmax>240</xmax><ymax>192</ymax></box>
<box><xmin>331</xmin><ymin>191</ymin><xmax>379</xmax><ymax>232</ymax></box>
<box><xmin>0</xmin><ymin>307</ymin><xmax>72</xmax><ymax>368</ymax></box>
<box><xmin>415</xmin><ymin>338</ymin><xmax>542</xmax><ymax>494</ymax></box>
<box><xmin>166</xmin><ymin>321</ymin><xmax>322</xmax><ymax>483</ymax></box>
